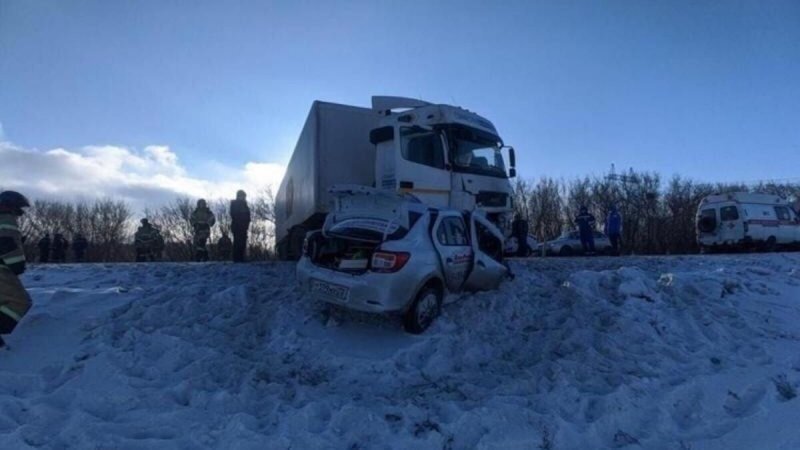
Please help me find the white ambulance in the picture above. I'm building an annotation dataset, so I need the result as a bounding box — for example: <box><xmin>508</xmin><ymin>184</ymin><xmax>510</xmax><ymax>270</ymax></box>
<box><xmin>696</xmin><ymin>192</ymin><xmax>800</xmax><ymax>252</ymax></box>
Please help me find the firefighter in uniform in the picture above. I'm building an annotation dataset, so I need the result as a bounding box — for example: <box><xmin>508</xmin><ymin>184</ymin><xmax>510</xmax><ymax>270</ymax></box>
<box><xmin>0</xmin><ymin>191</ymin><xmax>32</xmax><ymax>349</ymax></box>
<box><xmin>135</xmin><ymin>219</ymin><xmax>160</xmax><ymax>262</ymax></box>
<box><xmin>190</xmin><ymin>199</ymin><xmax>216</xmax><ymax>262</ymax></box>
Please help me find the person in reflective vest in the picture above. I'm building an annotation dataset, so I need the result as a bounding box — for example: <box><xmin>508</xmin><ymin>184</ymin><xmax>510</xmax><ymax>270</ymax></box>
<box><xmin>0</xmin><ymin>191</ymin><xmax>33</xmax><ymax>349</ymax></box>
<box><xmin>190</xmin><ymin>199</ymin><xmax>216</xmax><ymax>262</ymax></box>
<box><xmin>135</xmin><ymin>219</ymin><xmax>160</xmax><ymax>262</ymax></box>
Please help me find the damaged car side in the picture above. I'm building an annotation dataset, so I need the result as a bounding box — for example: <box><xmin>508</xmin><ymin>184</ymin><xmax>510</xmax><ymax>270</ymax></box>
<box><xmin>296</xmin><ymin>185</ymin><xmax>508</xmax><ymax>333</ymax></box>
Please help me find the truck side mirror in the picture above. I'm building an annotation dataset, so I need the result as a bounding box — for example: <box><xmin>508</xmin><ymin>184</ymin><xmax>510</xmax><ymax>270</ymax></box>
<box><xmin>509</xmin><ymin>168</ymin><xmax>517</xmax><ymax>178</ymax></box>
<box><xmin>509</xmin><ymin>146</ymin><xmax>516</xmax><ymax>168</ymax></box>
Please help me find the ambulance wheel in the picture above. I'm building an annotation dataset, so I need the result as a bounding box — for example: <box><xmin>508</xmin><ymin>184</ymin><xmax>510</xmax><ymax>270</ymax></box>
<box><xmin>404</xmin><ymin>286</ymin><xmax>442</xmax><ymax>334</ymax></box>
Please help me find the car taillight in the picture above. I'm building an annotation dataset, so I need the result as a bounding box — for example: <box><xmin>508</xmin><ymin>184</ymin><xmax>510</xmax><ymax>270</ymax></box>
<box><xmin>370</xmin><ymin>251</ymin><xmax>410</xmax><ymax>273</ymax></box>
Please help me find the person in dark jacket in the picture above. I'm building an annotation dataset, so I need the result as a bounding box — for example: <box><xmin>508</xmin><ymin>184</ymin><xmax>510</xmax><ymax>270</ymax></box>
<box><xmin>51</xmin><ymin>233</ymin><xmax>69</xmax><ymax>263</ymax></box>
<box><xmin>37</xmin><ymin>233</ymin><xmax>51</xmax><ymax>263</ymax></box>
<box><xmin>230</xmin><ymin>190</ymin><xmax>251</xmax><ymax>262</ymax></box>
<box><xmin>512</xmin><ymin>214</ymin><xmax>530</xmax><ymax>257</ymax></box>
<box><xmin>72</xmin><ymin>233</ymin><xmax>89</xmax><ymax>262</ymax></box>
<box><xmin>0</xmin><ymin>191</ymin><xmax>32</xmax><ymax>349</ymax></box>
<box><xmin>574</xmin><ymin>206</ymin><xmax>597</xmax><ymax>255</ymax></box>
<box><xmin>217</xmin><ymin>233</ymin><xmax>233</xmax><ymax>261</ymax></box>
<box><xmin>605</xmin><ymin>205</ymin><xmax>623</xmax><ymax>256</ymax></box>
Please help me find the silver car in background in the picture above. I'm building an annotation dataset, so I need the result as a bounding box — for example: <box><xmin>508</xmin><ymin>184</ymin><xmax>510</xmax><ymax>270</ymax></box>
<box><xmin>537</xmin><ymin>230</ymin><xmax>612</xmax><ymax>256</ymax></box>
<box><xmin>296</xmin><ymin>185</ymin><xmax>508</xmax><ymax>333</ymax></box>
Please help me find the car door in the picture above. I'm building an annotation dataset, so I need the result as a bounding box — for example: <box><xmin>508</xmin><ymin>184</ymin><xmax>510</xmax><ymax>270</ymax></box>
<box><xmin>431</xmin><ymin>212</ymin><xmax>473</xmax><ymax>292</ymax></box>
<box><xmin>464</xmin><ymin>213</ymin><xmax>508</xmax><ymax>291</ymax></box>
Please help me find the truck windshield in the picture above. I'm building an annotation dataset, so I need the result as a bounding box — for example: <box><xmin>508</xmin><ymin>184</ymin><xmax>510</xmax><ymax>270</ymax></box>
<box><xmin>447</xmin><ymin>128</ymin><xmax>507</xmax><ymax>178</ymax></box>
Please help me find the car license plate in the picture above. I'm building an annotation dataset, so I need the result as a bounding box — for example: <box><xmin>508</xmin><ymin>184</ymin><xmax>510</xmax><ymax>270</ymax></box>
<box><xmin>311</xmin><ymin>279</ymin><xmax>350</xmax><ymax>303</ymax></box>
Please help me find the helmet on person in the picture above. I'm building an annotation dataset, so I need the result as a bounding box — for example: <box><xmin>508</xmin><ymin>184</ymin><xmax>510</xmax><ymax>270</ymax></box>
<box><xmin>141</xmin><ymin>218</ymin><xmax>150</xmax><ymax>226</ymax></box>
<box><xmin>0</xmin><ymin>191</ymin><xmax>31</xmax><ymax>215</ymax></box>
<box><xmin>197</xmin><ymin>199</ymin><xmax>207</xmax><ymax>208</ymax></box>
<box><xmin>236</xmin><ymin>190</ymin><xmax>247</xmax><ymax>200</ymax></box>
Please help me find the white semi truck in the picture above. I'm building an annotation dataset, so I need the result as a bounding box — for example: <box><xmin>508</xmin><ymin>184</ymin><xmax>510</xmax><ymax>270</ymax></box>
<box><xmin>275</xmin><ymin>96</ymin><xmax>519</xmax><ymax>260</ymax></box>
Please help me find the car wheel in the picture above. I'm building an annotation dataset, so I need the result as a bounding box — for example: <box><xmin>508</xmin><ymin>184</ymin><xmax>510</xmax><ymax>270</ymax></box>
<box><xmin>404</xmin><ymin>286</ymin><xmax>442</xmax><ymax>334</ymax></box>
<box><xmin>559</xmin><ymin>246</ymin><xmax>573</xmax><ymax>257</ymax></box>
<box><xmin>765</xmin><ymin>236</ymin><xmax>777</xmax><ymax>252</ymax></box>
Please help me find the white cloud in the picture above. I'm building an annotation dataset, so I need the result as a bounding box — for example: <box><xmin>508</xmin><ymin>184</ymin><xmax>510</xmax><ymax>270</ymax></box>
<box><xmin>0</xmin><ymin>140</ymin><xmax>286</xmax><ymax>211</ymax></box>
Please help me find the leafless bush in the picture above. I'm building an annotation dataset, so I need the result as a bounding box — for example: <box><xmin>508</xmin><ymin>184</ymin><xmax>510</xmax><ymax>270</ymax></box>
<box><xmin>19</xmin><ymin>198</ymin><xmax>133</xmax><ymax>261</ymax></box>
<box><xmin>510</xmin><ymin>170</ymin><xmax>800</xmax><ymax>254</ymax></box>
<box><xmin>8</xmin><ymin>174</ymin><xmax>799</xmax><ymax>261</ymax></box>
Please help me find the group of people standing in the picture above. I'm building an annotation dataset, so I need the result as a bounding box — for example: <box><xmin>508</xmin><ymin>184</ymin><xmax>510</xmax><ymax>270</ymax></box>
<box><xmin>574</xmin><ymin>205</ymin><xmax>623</xmax><ymax>256</ymax></box>
<box><xmin>134</xmin><ymin>190</ymin><xmax>252</xmax><ymax>263</ymax></box>
<box><xmin>37</xmin><ymin>232</ymin><xmax>88</xmax><ymax>263</ymax></box>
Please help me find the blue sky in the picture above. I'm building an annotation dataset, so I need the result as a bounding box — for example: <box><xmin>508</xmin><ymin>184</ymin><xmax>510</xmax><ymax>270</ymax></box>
<box><xmin>1</xmin><ymin>0</ymin><xmax>799</xmax><ymax>202</ymax></box>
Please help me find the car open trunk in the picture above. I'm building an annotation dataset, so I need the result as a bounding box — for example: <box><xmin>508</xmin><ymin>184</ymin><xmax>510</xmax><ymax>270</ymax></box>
<box><xmin>305</xmin><ymin>185</ymin><xmax>423</xmax><ymax>273</ymax></box>
<box><xmin>307</xmin><ymin>233</ymin><xmax>380</xmax><ymax>273</ymax></box>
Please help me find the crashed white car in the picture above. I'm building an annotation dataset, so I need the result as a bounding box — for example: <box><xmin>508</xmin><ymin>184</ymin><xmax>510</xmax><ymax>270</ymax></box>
<box><xmin>537</xmin><ymin>230</ymin><xmax>612</xmax><ymax>256</ymax></box>
<box><xmin>297</xmin><ymin>185</ymin><xmax>508</xmax><ymax>333</ymax></box>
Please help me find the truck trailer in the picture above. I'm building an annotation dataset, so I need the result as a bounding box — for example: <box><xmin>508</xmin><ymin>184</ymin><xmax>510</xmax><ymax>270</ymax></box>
<box><xmin>274</xmin><ymin>101</ymin><xmax>379</xmax><ymax>259</ymax></box>
<box><xmin>276</xmin><ymin>96</ymin><xmax>519</xmax><ymax>260</ymax></box>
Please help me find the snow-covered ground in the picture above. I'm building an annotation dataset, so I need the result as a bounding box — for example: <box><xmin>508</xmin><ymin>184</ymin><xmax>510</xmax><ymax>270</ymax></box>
<box><xmin>2</xmin><ymin>255</ymin><xmax>800</xmax><ymax>449</ymax></box>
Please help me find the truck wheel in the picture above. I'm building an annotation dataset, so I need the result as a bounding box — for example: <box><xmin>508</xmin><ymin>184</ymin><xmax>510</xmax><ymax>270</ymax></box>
<box><xmin>559</xmin><ymin>246</ymin><xmax>573</xmax><ymax>257</ymax></box>
<box><xmin>403</xmin><ymin>286</ymin><xmax>441</xmax><ymax>334</ymax></box>
<box><xmin>287</xmin><ymin>227</ymin><xmax>307</xmax><ymax>260</ymax></box>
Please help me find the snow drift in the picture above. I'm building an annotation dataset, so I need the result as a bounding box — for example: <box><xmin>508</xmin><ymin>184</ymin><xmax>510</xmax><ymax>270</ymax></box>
<box><xmin>2</xmin><ymin>255</ymin><xmax>800</xmax><ymax>449</ymax></box>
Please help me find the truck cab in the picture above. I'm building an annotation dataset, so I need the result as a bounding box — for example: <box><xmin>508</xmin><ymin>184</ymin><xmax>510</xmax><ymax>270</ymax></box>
<box><xmin>369</xmin><ymin>96</ymin><xmax>517</xmax><ymax>238</ymax></box>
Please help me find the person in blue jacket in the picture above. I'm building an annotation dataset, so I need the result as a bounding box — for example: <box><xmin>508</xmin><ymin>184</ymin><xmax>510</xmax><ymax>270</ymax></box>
<box><xmin>574</xmin><ymin>206</ymin><xmax>596</xmax><ymax>255</ymax></box>
<box><xmin>605</xmin><ymin>205</ymin><xmax>623</xmax><ymax>256</ymax></box>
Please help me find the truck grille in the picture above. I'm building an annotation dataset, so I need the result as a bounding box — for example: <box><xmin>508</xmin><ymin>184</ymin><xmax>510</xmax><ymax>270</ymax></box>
<box><xmin>476</xmin><ymin>191</ymin><xmax>508</xmax><ymax>207</ymax></box>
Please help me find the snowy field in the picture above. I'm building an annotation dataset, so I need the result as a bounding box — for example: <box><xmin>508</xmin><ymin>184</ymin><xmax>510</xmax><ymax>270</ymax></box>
<box><xmin>2</xmin><ymin>255</ymin><xmax>800</xmax><ymax>449</ymax></box>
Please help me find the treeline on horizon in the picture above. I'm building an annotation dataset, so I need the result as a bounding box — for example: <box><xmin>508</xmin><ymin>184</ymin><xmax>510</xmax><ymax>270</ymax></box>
<box><xmin>513</xmin><ymin>170</ymin><xmax>800</xmax><ymax>254</ymax></box>
<box><xmin>7</xmin><ymin>169</ymin><xmax>800</xmax><ymax>262</ymax></box>
<box><xmin>14</xmin><ymin>189</ymin><xmax>277</xmax><ymax>263</ymax></box>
